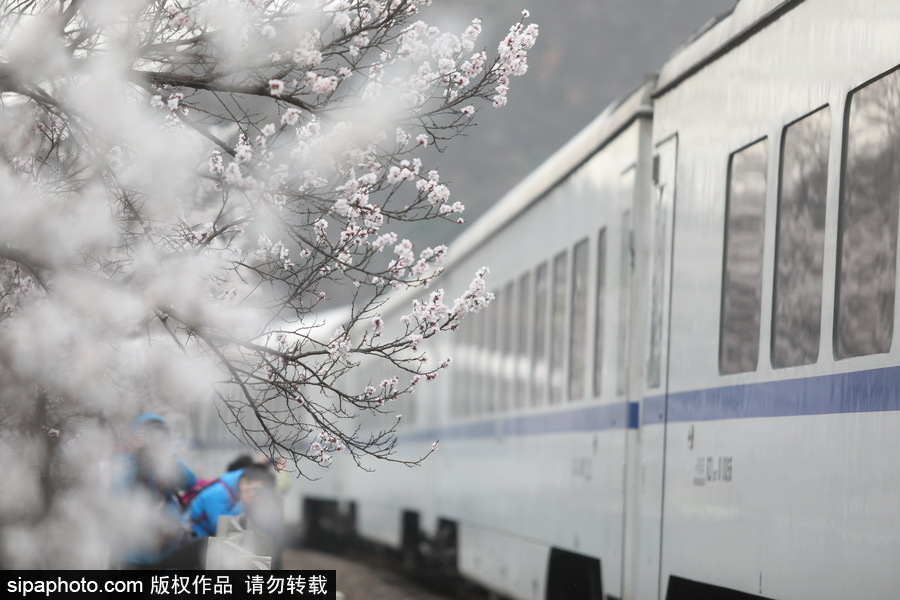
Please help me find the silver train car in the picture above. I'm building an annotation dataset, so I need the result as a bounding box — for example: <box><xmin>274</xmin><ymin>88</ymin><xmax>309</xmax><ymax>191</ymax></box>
<box><xmin>298</xmin><ymin>1</ymin><xmax>900</xmax><ymax>598</ymax></box>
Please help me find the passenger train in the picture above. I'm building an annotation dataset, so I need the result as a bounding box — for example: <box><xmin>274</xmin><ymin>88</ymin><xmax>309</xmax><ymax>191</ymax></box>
<box><xmin>286</xmin><ymin>1</ymin><xmax>900</xmax><ymax>598</ymax></box>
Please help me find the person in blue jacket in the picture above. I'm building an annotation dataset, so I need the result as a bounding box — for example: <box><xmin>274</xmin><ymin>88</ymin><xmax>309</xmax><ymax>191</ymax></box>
<box><xmin>114</xmin><ymin>413</ymin><xmax>205</xmax><ymax>569</ymax></box>
<box><xmin>188</xmin><ymin>463</ymin><xmax>276</xmax><ymax>537</ymax></box>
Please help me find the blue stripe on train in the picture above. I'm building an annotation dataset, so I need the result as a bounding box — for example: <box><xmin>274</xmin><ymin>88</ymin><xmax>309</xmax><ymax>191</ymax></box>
<box><xmin>643</xmin><ymin>364</ymin><xmax>900</xmax><ymax>425</ymax></box>
<box><xmin>401</xmin><ymin>365</ymin><xmax>900</xmax><ymax>442</ymax></box>
<box><xmin>401</xmin><ymin>403</ymin><xmax>633</xmax><ymax>443</ymax></box>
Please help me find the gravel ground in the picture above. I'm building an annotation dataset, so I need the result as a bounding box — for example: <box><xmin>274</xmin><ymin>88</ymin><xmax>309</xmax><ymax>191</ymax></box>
<box><xmin>282</xmin><ymin>548</ymin><xmax>456</xmax><ymax>600</ymax></box>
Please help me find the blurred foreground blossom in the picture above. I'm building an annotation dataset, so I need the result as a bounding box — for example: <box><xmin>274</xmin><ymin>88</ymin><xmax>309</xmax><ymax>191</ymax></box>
<box><xmin>0</xmin><ymin>0</ymin><xmax>533</xmax><ymax>568</ymax></box>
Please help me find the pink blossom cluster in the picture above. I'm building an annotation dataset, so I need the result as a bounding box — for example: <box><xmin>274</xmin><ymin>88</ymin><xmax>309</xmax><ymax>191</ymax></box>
<box><xmin>416</xmin><ymin>170</ymin><xmax>450</xmax><ymax>206</ymax></box>
<box><xmin>167</xmin><ymin>6</ymin><xmax>196</xmax><ymax>31</ymax></box>
<box><xmin>310</xmin><ymin>431</ymin><xmax>345</xmax><ymax>466</ymax></box>
<box><xmin>255</xmin><ymin>234</ymin><xmax>295</xmax><ymax>271</ymax></box>
<box><xmin>327</xmin><ymin>327</ymin><xmax>352</xmax><ymax>363</ymax></box>
<box><xmin>399</xmin><ymin>266</ymin><xmax>493</xmax><ymax>341</ymax></box>
<box><xmin>492</xmin><ymin>11</ymin><xmax>539</xmax><ymax>107</ymax></box>
<box><xmin>293</xmin><ymin>30</ymin><xmax>324</xmax><ymax>67</ymax></box>
<box><xmin>179</xmin><ymin>2</ymin><xmax>538</xmax><ymax>304</ymax></box>
<box><xmin>387</xmin><ymin>241</ymin><xmax>446</xmax><ymax>284</ymax></box>
<box><xmin>452</xmin><ymin>266</ymin><xmax>495</xmax><ymax>317</ymax></box>
<box><xmin>0</xmin><ymin>0</ymin><xmax>538</xmax><ymax>487</ymax></box>
<box><xmin>390</xmin><ymin>16</ymin><xmax>492</xmax><ymax>106</ymax></box>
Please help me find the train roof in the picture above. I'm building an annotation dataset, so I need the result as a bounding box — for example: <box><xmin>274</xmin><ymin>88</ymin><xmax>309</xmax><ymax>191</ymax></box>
<box><xmin>323</xmin><ymin>79</ymin><xmax>655</xmax><ymax>326</ymax></box>
<box><xmin>444</xmin><ymin>78</ymin><xmax>655</xmax><ymax>277</ymax></box>
<box><xmin>654</xmin><ymin>0</ymin><xmax>801</xmax><ymax>98</ymax></box>
<box><xmin>309</xmin><ymin>3</ymin><xmax>782</xmax><ymax>326</ymax></box>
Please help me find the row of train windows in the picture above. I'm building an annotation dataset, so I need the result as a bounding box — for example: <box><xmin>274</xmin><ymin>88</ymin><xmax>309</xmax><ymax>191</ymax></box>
<box><xmin>719</xmin><ymin>67</ymin><xmax>900</xmax><ymax>373</ymax></box>
<box><xmin>451</xmin><ymin>230</ymin><xmax>616</xmax><ymax>417</ymax></box>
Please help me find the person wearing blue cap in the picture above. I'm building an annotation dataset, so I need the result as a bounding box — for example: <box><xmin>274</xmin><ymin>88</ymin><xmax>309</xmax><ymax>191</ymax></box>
<box><xmin>114</xmin><ymin>413</ymin><xmax>204</xmax><ymax>569</ymax></box>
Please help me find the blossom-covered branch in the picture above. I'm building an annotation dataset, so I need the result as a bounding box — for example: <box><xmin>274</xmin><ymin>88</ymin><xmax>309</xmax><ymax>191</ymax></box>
<box><xmin>0</xmin><ymin>0</ymin><xmax>534</xmax><ymax>531</ymax></box>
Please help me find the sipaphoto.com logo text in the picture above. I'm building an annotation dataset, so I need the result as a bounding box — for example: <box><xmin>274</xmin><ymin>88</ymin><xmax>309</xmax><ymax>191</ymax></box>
<box><xmin>8</xmin><ymin>577</ymin><xmax>142</xmax><ymax>597</ymax></box>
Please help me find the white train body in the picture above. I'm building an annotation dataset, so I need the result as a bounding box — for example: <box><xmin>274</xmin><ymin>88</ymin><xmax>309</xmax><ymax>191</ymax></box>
<box><xmin>301</xmin><ymin>1</ymin><xmax>900</xmax><ymax>599</ymax></box>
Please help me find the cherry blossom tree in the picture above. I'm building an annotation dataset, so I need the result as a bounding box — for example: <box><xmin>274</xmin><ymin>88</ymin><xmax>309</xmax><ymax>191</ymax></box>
<box><xmin>0</xmin><ymin>0</ymin><xmax>538</xmax><ymax>568</ymax></box>
<box><xmin>0</xmin><ymin>0</ymin><xmax>535</xmax><ymax>536</ymax></box>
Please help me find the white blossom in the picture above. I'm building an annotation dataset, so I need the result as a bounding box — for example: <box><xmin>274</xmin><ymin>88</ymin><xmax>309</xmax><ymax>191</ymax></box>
<box><xmin>372</xmin><ymin>232</ymin><xmax>397</xmax><ymax>251</ymax></box>
<box><xmin>0</xmin><ymin>0</ymin><xmax>537</xmax><ymax>567</ymax></box>
<box><xmin>167</xmin><ymin>92</ymin><xmax>184</xmax><ymax>111</ymax></box>
<box><xmin>269</xmin><ymin>79</ymin><xmax>285</xmax><ymax>97</ymax></box>
<box><xmin>281</xmin><ymin>108</ymin><xmax>301</xmax><ymax>126</ymax></box>
<box><xmin>208</xmin><ymin>151</ymin><xmax>224</xmax><ymax>176</ymax></box>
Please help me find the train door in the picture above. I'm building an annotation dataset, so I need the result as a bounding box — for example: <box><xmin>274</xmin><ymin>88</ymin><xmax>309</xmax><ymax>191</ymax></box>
<box><xmin>631</xmin><ymin>135</ymin><xmax>677</xmax><ymax>600</ymax></box>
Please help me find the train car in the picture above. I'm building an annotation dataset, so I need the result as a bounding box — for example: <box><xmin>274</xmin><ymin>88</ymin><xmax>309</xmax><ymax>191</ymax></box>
<box><xmin>303</xmin><ymin>76</ymin><xmax>655</xmax><ymax>599</ymax></box>
<box><xmin>647</xmin><ymin>0</ymin><xmax>900</xmax><ymax>598</ymax></box>
<box><xmin>299</xmin><ymin>1</ymin><xmax>900</xmax><ymax>599</ymax></box>
<box><xmin>304</xmin><ymin>74</ymin><xmax>655</xmax><ymax>597</ymax></box>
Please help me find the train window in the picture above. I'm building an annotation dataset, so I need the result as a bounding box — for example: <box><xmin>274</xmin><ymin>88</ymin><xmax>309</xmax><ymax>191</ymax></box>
<box><xmin>500</xmin><ymin>281</ymin><xmax>516</xmax><ymax>411</ymax></box>
<box><xmin>471</xmin><ymin>311</ymin><xmax>484</xmax><ymax>415</ymax></box>
<box><xmin>532</xmin><ymin>262</ymin><xmax>549</xmax><ymax>406</ymax></box>
<box><xmin>457</xmin><ymin>313</ymin><xmax>471</xmax><ymax>416</ymax></box>
<box><xmin>451</xmin><ymin>323</ymin><xmax>464</xmax><ymax>418</ymax></box>
<box><xmin>835</xmin><ymin>68</ymin><xmax>900</xmax><ymax>359</ymax></box>
<box><xmin>516</xmin><ymin>272</ymin><xmax>531</xmax><ymax>408</ymax></box>
<box><xmin>568</xmin><ymin>239</ymin><xmax>589</xmax><ymax>401</ymax></box>
<box><xmin>719</xmin><ymin>138</ymin><xmax>768</xmax><ymax>375</ymax></box>
<box><xmin>485</xmin><ymin>291</ymin><xmax>499</xmax><ymax>414</ymax></box>
<box><xmin>469</xmin><ymin>315</ymin><xmax>479</xmax><ymax>414</ymax></box>
<box><xmin>474</xmin><ymin>308</ymin><xmax>487</xmax><ymax>414</ymax></box>
<box><xmin>460</xmin><ymin>310</ymin><xmax>475</xmax><ymax>417</ymax></box>
<box><xmin>550</xmin><ymin>251</ymin><xmax>568</xmax><ymax>404</ymax></box>
<box><xmin>772</xmin><ymin>107</ymin><xmax>830</xmax><ymax>368</ymax></box>
<box><xmin>463</xmin><ymin>320</ymin><xmax>473</xmax><ymax>417</ymax></box>
<box><xmin>594</xmin><ymin>228</ymin><xmax>609</xmax><ymax>398</ymax></box>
